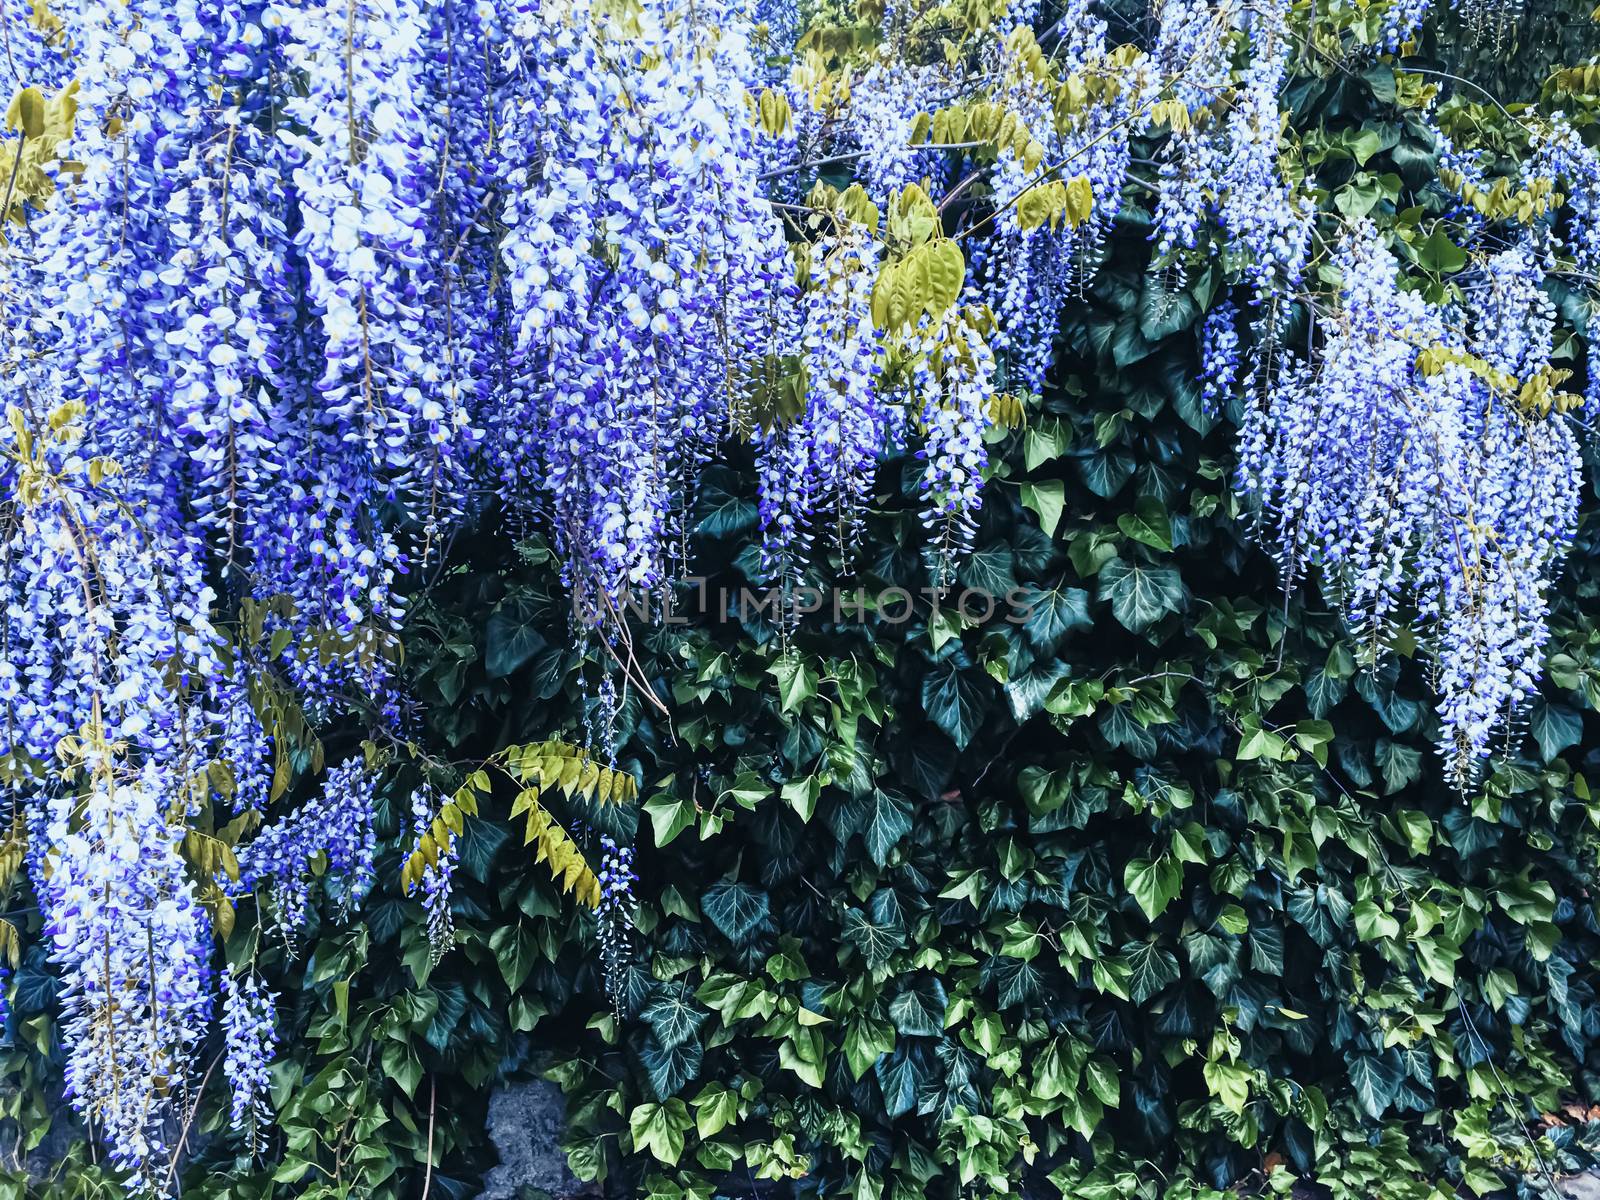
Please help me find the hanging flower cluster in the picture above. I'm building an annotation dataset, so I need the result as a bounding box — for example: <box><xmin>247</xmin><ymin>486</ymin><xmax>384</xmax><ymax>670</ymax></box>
<box><xmin>913</xmin><ymin>308</ymin><xmax>1001</xmax><ymax>574</ymax></box>
<box><xmin>597</xmin><ymin>833</ymin><xmax>639</xmax><ymax>1011</ymax></box>
<box><xmin>0</xmin><ymin>0</ymin><xmax>842</xmax><ymax>1175</ymax></box>
<box><xmin>973</xmin><ymin>13</ymin><xmax>1138</xmax><ymax>393</ymax></box>
<box><xmin>232</xmin><ymin>756</ymin><xmax>379</xmax><ymax>936</ymax></box>
<box><xmin>1148</xmin><ymin>0</ymin><xmax>1315</xmax><ymax>299</ymax></box>
<box><xmin>2</xmin><ymin>409</ymin><xmax>220</xmax><ymax>1183</ymax></box>
<box><xmin>1232</xmin><ymin>223</ymin><xmax>1583</xmax><ymax>783</ymax></box>
<box><xmin>497</xmin><ymin>0</ymin><xmax>793</xmax><ymax>612</ymax></box>
<box><xmin>409</xmin><ymin>787</ymin><xmax>456</xmax><ymax>964</ymax></box>
<box><xmin>1199</xmin><ymin>300</ymin><xmax>1242</xmax><ymax>418</ymax></box>
<box><xmin>1215</xmin><ymin>3</ymin><xmax>1314</xmax><ymax>299</ymax></box>
<box><xmin>220</xmin><ymin>969</ymin><xmax>278</xmax><ymax>1148</ymax></box>
<box><xmin>756</xmin><ymin>222</ymin><xmax>890</xmax><ymax>575</ymax></box>
<box><xmin>1525</xmin><ymin>120</ymin><xmax>1600</xmax><ymax>411</ymax></box>
<box><xmin>848</xmin><ymin>58</ymin><xmax>958</xmax><ymax>199</ymax></box>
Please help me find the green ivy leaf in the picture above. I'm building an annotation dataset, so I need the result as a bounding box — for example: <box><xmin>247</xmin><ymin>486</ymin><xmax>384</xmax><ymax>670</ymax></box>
<box><xmin>1067</xmin><ymin>529</ymin><xmax>1119</xmax><ymax>579</ymax></box>
<box><xmin>1023</xmin><ymin>418</ymin><xmax>1071</xmax><ymax>470</ymax></box>
<box><xmin>1020</xmin><ymin>479</ymin><xmax>1066</xmax><ymax>537</ymax></box>
<box><xmin>1236</xmin><ymin>722</ymin><xmax>1286</xmax><ymax>763</ymax></box>
<box><xmin>863</xmin><ymin>790</ymin><xmax>914</xmax><ymax>866</ymax></box>
<box><xmin>636</xmin><ymin>1033</ymin><xmax>704</xmax><ymax>1100</ymax></box>
<box><xmin>921</xmin><ymin>660</ymin><xmax>991</xmax><ymax>749</ymax></box>
<box><xmin>1116</xmin><ymin>495</ymin><xmax>1173</xmax><ymax>552</ymax></box>
<box><xmin>1124</xmin><ymin>939</ymin><xmax>1180</xmax><ymax>1003</ymax></box>
<box><xmin>1348</xmin><ymin>1052</ymin><xmax>1402</xmax><ymax>1119</ymax></box>
<box><xmin>692</xmin><ymin>1083</ymin><xmax>739</xmax><ymax>1140</ymax></box>
<box><xmin>1414</xmin><ymin>934</ymin><xmax>1459</xmax><ymax>987</ymax></box>
<box><xmin>645</xmin><ymin>792</ymin><xmax>697</xmax><ymax>847</ymax></box>
<box><xmin>1304</xmin><ymin>669</ymin><xmax>1348</xmax><ymax>719</ymax></box>
<box><xmin>1016</xmin><ymin>580</ymin><xmax>1093</xmax><ymax>654</ymax></box>
<box><xmin>770</xmin><ymin>654</ymin><xmax>818</xmax><ymax>714</ymax></box>
<box><xmin>959</xmin><ymin>544</ymin><xmax>1019</xmax><ymax>596</ymax></box>
<box><xmin>779</xmin><ymin>1025</ymin><xmax>827</xmax><ymax>1087</ymax></box>
<box><xmin>484</xmin><ymin>596</ymin><xmax>548</xmax><ymax>679</ymax></box>
<box><xmin>1529</xmin><ymin>703</ymin><xmax>1582</xmax><ymax>763</ymax></box>
<box><xmin>875</xmin><ymin>1046</ymin><xmax>921</xmax><ymax>1118</ymax></box>
<box><xmin>1085</xmin><ymin>1057</ymin><xmax>1121</xmax><ymax>1108</ymax></box>
<box><xmin>702</xmin><ymin>881</ymin><xmax>770</xmax><ymax>944</ymax></box>
<box><xmin>1077</xmin><ymin>450</ymin><xmax>1136</xmax><ymax>499</ymax></box>
<box><xmin>1215</xmin><ymin>905</ymin><xmax>1249</xmax><ymax>935</ymax></box>
<box><xmin>992</xmin><ymin>955</ymin><xmax>1043</xmax><ymax>1007</ymax></box>
<box><xmin>629</xmin><ymin>1100</ymin><xmax>692</xmax><ymax>1164</ymax></box>
<box><xmin>1005</xmin><ymin>659</ymin><xmax>1072</xmax><ymax>723</ymax></box>
<box><xmin>1352</xmin><ymin>898</ymin><xmax>1400</xmax><ymax>942</ymax></box>
<box><xmin>1374</xmin><ymin>738</ymin><xmax>1422</xmax><ymax>794</ymax></box>
<box><xmin>524</xmin><ymin>645</ymin><xmax>572</xmax><ymax>701</ymax></box>
<box><xmin>1124</xmin><ymin>854</ymin><xmax>1182</xmax><ymax>921</ymax></box>
<box><xmin>1293</xmin><ymin>719</ymin><xmax>1335</xmax><ymax>768</ymax></box>
<box><xmin>888</xmin><ymin>976</ymin><xmax>947</xmax><ymax>1036</ymax></box>
<box><xmin>455</xmin><ymin>814</ymin><xmax>508</xmax><ymax>882</ymax></box>
<box><xmin>1393</xmin><ymin>809</ymin><xmax>1432</xmax><ymax>855</ymax></box>
<box><xmin>695</xmin><ymin>484</ymin><xmax>760</xmax><ymax>538</ymax></box>
<box><xmin>844</xmin><ymin>1014</ymin><xmax>896</xmax><ymax>1080</ymax></box>
<box><xmin>381</xmin><ymin>1040</ymin><xmax>423</xmax><ymax>1098</ymax></box>
<box><xmin>1202</xmin><ymin>1057</ymin><xmax>1251</xmax><ymax>1115</ymax></box>
<box><xmin>1098</xmin><ymin>558</ymin><xmax>1187</xmax><ymax>632</ymax></box>
<box><xmin>1138</xmin><ymin>277</ymin><xmax>1200</xmax><ymax>341</ymax></box>
<box><xmin>1288</xmin><ymin>884</ymin><xmax>1351</xmax><ymax>948</ymax></box>
<box><xmin>1354</xmin><ymin>667</ymin><xmax>1421</xmax><ymax>733</ymax></box>
<box><xmin>1250</xmin><ymin>924</ymin><xmax>1284</xmax><ymax>975</ymax></box>
<box><xmin>488</xmin><ymin>922</ymin><xmax>541</xmax><ymax>991</ymax></box>
<box><xmin>842</xmin><ymin>888</ymin><xmax>908</xmax><ymax>968</ymax></box>
<box><xmin>642</xmin><ymin>983</ymin><xmax>709</xmax><ymax>1051</ymax></box>
<box><xmin>781</xmin><ymin>775</ymin><xmax>820</xmax><ymax>822</ymax></box>
<box><xmin>1414</xmin><ymin>225</ymin><xmax>1468</xmax><ymax>274</ymax></box>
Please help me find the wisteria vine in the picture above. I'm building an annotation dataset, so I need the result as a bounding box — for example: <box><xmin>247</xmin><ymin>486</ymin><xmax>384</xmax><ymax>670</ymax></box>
<box><xmin>0</xmin><ymin>0</ymin><xmax>1594</xmax><ymax>1186</ymax></box>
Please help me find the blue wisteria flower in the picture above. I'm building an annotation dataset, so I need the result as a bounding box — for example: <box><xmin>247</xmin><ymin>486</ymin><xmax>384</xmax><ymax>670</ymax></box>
<box><xmin>757</xmin><ymin>223</ymin><xmax>892</xmax><ymax>575</ymax></box>
<box><xmin>233</xmin><ymin>757</ymin><xmax>379</xmax><ymax>936</ymax></box>
<box><xmin>497</xmin><ymin>0</ymin><xmax>793</xmax><ymax>615</ymax></box>
<box><xmin>913</xmin><ymin>309</ymin><xmax>999</xmax><ymax>579</ymax></box>
<box><xmin>1230</xmin><ymin>222</ymin><xmax>1583</xmax><ymax>782</ymax></box>
<box><xmin>221</xmin><ymin>968</ymin><xmax>278</xmax><ymax>1147</ymax></box>
<box><xmin>847</xmin><ymin>58</ymin><xmax>958</xmax><ymax>199</ymax></box>
<box><xmin>410</xmin><ymin>787</ymin><xmax>457</xmax><ymax>963</ymax></box>
<box><xmin>597</xmin><ymin>833</ymin><xmax>638</xmax><ymax>1011</ymax></box>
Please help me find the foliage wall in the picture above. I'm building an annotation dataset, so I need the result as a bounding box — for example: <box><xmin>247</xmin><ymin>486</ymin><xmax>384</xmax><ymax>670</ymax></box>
<box><xmin>7</xmin><ymin>5</ymin><xmax>1600</xmax><ymax>1200</ymax></box>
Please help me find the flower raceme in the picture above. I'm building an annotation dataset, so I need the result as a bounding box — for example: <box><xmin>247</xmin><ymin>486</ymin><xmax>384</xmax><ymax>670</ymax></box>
<box><xmin>1229</xmin><ymin>222</ymin><xmax>1583</xmax><ymax>784</ymax></box>
<box><xmin>1</xmin><ymin>0</ymin><xmax>1597</xmax><ymax>1185</ymax></box>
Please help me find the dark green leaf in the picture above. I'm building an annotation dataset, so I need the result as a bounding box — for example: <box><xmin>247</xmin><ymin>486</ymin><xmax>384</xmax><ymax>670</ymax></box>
<box><xmin>1099</xmin><ymin>558</ymin><xmax>1187</xmax><ymax>632</ymax></box>
<box><xmin>888</xmin><ymin>976</ymin><xmax>947</xmax><ymax>1036</ymax></box>
<box><xmin>1529</xmin><ymin>703</ymin><xmax>1582</xmax><ymax>763</ymax></box>
<box><xmin>921</xmin><ymin>660</ymin><xmax>992</xmax><ymax>750</ymax></box>
<box><xmin>635</xmin><ymin>1033</ymin><xmax>704</xmax><ymax>1100</ymax></box>
<box><xmin>1017</xmin><ymin>579</ymin><xmax>1093</xmax><ymax>654</ymax></box>
<box><xmin>842</xmin><ymin>889</ymin><xmax>908</xmax><ymax>969</ymax></box>
<box><xmin>863</xmin><ymin>790</ymin><xmax>914</xmax><ymax>867</ymax></box>
<box><xmin>1117</xmin><ymin>496</ymin><xmax>1173</xmax><ymax>552</ymax></box>
<box><xmin>488</xmin><ymin>922</ymin><xmax>542</xmax><ymax>991</ymax></box>
<box><xmin>702</xmin><ymin>882</ymin><xmax>770</xmax><ymax>944</ymax></box>
<box><xmin>641</xmin><ymin>983</ymin><xmax>708</xmax><ymax>1051</ymax></box>
<box><xmin>484</xmin><ymin>597</ymin><xmax>548</xmax><ymax>679</ymax></box>
<box><xmin>875</xmin><ymin>1046</ymin><xmax>921</xmax><ymax>1118</ymax></box>
<box><xmin>1124</xmin><ymin>940</ymin><xmax>1180</xmax><ymax>1003</ymax></box>
<box><xmin>1348</xmin><ymin>1051</ymin><xmax>1402</xmax><ymax>1118</ymax></box>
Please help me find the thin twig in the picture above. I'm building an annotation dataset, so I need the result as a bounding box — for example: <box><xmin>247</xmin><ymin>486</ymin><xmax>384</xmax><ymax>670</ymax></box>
<box><xmin>163</xmin><ymin>1052</ymin><xmax>222</xmax><ymax>1194</ymax></box>
<box><xmin>421</xmin><ymin>1075</ymin><xmax>437</xmax><ymax>1200</ymax></box>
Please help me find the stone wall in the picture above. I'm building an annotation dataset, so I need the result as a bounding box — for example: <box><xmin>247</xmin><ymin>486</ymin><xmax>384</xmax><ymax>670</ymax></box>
<box><xmin>480</xmin><ymin>1079</ymin><xmax>586</xmax><ymax>1200</ymax></box>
